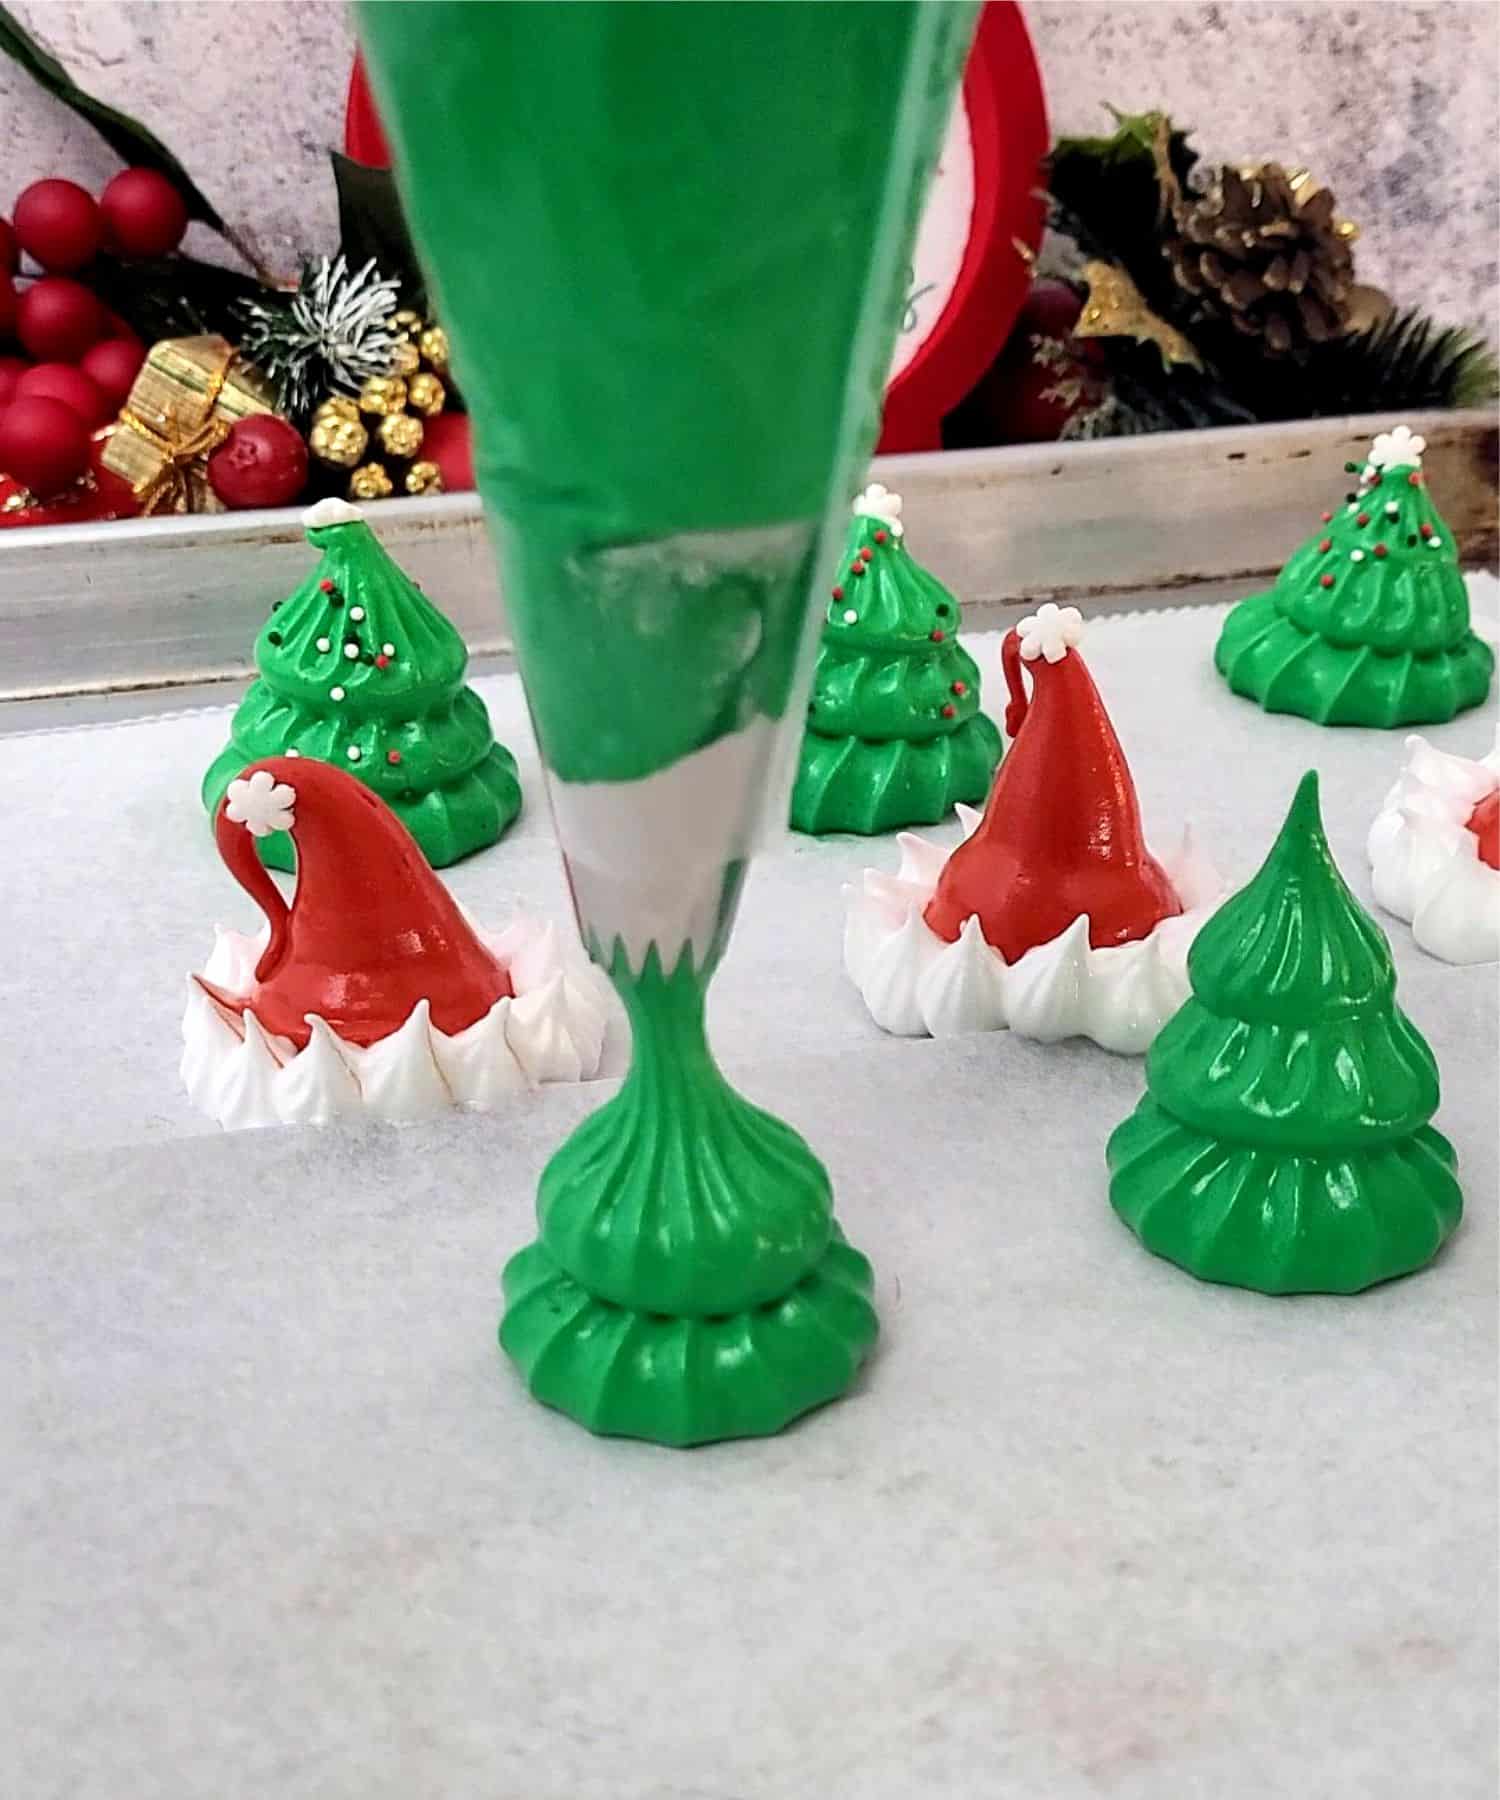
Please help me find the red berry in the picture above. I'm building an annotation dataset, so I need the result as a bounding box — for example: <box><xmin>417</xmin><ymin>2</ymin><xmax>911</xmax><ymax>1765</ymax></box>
<box><xmin>941</xmin><ymin>703</ymin><xmax>956</xmax><ymax>719</ymax></box>
<box><xmin>12</xmin><ymin>179</ymin><xmax>102</xmax><ymax>274</ymax></box>
<box><xmin>830</xmin><ymin>585</ymin><xmax>844</xmax><ymax>602</ymax></box>
<box><xmin>1357</xmin><ymin>512</ymin><xmax>1369</xmax><ymax>527</ymax></box>
<box><xmin>206</xmin><ymin>414</ymin><xmax>309</xmax><ymax>510</ymax></box>
<box><xmin>0</xmin><ymin>277</ymin><xmax>17</xmax><ymax>341</ymax></box>
<box><xmin>1320</xmin><ymin>574</ymin><xmax>1335</xmax><ymax>589</ymax></box>
<box><xmin>951</xmin><ymin>680</ymin><xmax>967</xmax><ymax>696</ymax></box>
<box><xmin>1374</xmin><ymin>543</ymin><xmax>1388</xmax><ymax>558</ymax></box>
<box><xmin>930</xmin><ymin>628</ymin><xmax>945</xmax><ymax>641</ymax></box>
<box><xmin>79</xmin><ymin>336</ymin><xmax>145</xmax><ymax>410</ymax></box>
<box><xmin>386</xmin><ymin>749</ymin><xmax>402</xmax><ymax>765</ymax></box>
<box><xmin>17</xmin><ymin>278</ymin><xmax>103</xmax><ymax>361</ymax></box>
<box><xmin>0</xmin><ymin>394</ymin><xmax>91</xmax><ymax>496</ymax></box>
<box><xmin>0</xmin><ymin>217</ymin><xmax>16</xmax><ymax>275</ymax></box>
<box><xmin>16</xmin><ymin>362</ymin><xmax>109</xmax><ymax>426</ymax></box>
<box><xmin>1319</xmin><ymin>538</ymin><xmax>1331</xmax><ymax>552</ymax></box>
<box><xmin>0</xmin><ymin>354</ymin><xmax>29</xmax><ymax>406</ymax></box>
<box><xmin>100</xmin><ymin>169</ymin><xmax>189</xmax><ymax>260</ymax></box>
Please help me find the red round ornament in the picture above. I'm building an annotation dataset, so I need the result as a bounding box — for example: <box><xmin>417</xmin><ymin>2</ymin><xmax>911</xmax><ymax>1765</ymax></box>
<box><xmin>12</xmin><ymin>179</ymin><xmax>102</xmax><ymax>274</ymax></box>
<box><xmin>206</xmin><ymin>414</ymin><xmax>309</xmax><ymax>509</ymax></box>
<box><xmin>0</xmin><ymin>217</ymin><xmax>16</xmax><ymax>275</ymax></box>
<box><xmin>79</xmin><ymin>335</ymin><xmax>146</xmax><ymax>410</ymax></box>
<box><xmin>16</xmin><ymin>361</ymin><xmax>109</xmax><ymax>426</ymax></box>
<box><xmin>100</xmin><ymin>168</ymin><xmax>189</xmax><ymax>260</ymax></box>
<box><xmin>17</xmin><ymin>277</ymin><xmax>103</xmax><ymax>362</ymax></box>
<box><xmin>0</xmin><ymin>354</ymin><xmax>29</xmax><ymax>405</ymax></box>
<box><xmin>0</xmin><ymin>394</ymin><xmax>91</xmax><ymax>496</ymax></box>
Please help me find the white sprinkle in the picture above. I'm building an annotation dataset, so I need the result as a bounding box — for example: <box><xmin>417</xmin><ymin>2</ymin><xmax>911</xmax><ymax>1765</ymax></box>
<box><xmin>350</xmin><ymin>606</ymin><xmax>366</xmax><ymax>622</ymax></box>
<box><xmin>843</xmin><ymin>609</ymin><xmax>858</xmax><ymax>625</ymax></box>
<box><xmin>315</xmin><ymin>636</ymin><xmax>330</xmax><ymax>652</ymax></box>
<box><xmin>1350</xmin><ymin>550</ymin><xmax>1365</xmax><ymax>562</ymax></box>
<box><xmin>1385</xmin><ymin>502</ymin><xmax>1399</xmax><ymax>517</ymax></box>
<box><xmin>1428</xmin><ymin>537</ymin><xmax>1442</xmax><ymax>548</ymax></box>
<box><xmin>382</xmin><ymin>642</ymin><xmax>395</xmax><ymax>657</ymax></box>
<box><xmin>346</xmin><ymin>746</ymin><xmax>361</xmax><ymax>762</ymax></box>
<box><xmin>330</xmin><ymin>686</ymin><xmax>345</xmax><ymax>702</ymax></box>
<box><xmin>344</xmin><ymin>643</ymin><xmax>359</xmax><ymax>660</ymax></box>
<box><xmin>285</xmin><ymin>748</ymin><xmax>301</xmax><ymax>758</ymax></box>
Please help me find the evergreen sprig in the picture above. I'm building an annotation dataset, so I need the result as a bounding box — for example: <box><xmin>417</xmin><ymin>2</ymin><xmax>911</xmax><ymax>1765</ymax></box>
<box><xmin>235</xmin><ymin>256</ymin><xmax>403</xmax><ymax>427</ymax></box>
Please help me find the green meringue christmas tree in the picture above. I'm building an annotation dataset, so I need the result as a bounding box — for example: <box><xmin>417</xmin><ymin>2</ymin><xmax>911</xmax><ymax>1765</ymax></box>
<box><xmin>1109</xmin><ymin>770</ymin><xmax>1462</xmax><ymax>1293</ymax></box>
<box><xmin>791</xmin><ymin>482</ymin><xmax>1001</xmax><ymax>833</ymax></box>
<box><xmin>1215</xmin><ymin>424</ymin><xmax>1493</xmax><ymax>726</ymax></box>
<box><xmin>203</xmin><ymin>499</ymin><xmax>521</xmax><ymax>870</ymax></box>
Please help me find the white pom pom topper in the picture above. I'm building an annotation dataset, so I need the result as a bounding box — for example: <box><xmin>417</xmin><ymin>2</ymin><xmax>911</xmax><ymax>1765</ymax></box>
<box><xmin>1368</xmin><ymin>424</ymin><xmax>1426</xmax><ymax>471</ymax></box>
<box><xmin>302</xmin><ymin>496</ymin><xmax>365</xmax><ymax>529</ymax></box>
<box><xmin>852</xmin><ymin>482</ymin><xmax>904</xmax><ymax>537</ymax></box>
<box><xmin>224</xmin><ymin>769</ymin><xmax>296</xmax><ymax>838</ymax></box>
<box><xmin>1017</xmin><ymin>602</ymin><xmax>1084</xmax><ymax>665</ymax></box>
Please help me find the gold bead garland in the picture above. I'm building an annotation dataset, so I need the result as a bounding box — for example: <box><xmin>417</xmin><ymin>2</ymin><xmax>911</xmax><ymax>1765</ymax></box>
<box><xmin>304</xmin><ymin>308</ymin><xmax>459</xmax><ymax>502</ymax></box>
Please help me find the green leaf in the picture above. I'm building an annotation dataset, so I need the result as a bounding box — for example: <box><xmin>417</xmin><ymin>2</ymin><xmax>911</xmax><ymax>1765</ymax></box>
<box><xmin>0</xmin><ymin>2</ymin><xmax>227</xmax><ymax>233</ymax></box>
<box><xmin>330</xmin><ymin>152</ymin><xmax>425</xmax><ymax>311</ymax></box>
<box><xmin>1047</xmin><ymin>108</ymin><xmax>1197</xmax><ymax>321</ymax></box>
<box><xmin>88</xmin><ymin>251</ymin><xmax>268</xmax><ymax>344</ymax></box>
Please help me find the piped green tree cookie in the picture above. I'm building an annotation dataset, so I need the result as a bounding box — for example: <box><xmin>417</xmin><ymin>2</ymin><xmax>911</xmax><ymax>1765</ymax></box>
<box><xmin>500</xmin><ymin>944</ymin><xmax>877</xmax><ymax>1447</ymax></box>
<box><xmin>1108</xmin><ymin>771</ymin><xmax>1462</xmax><ymax>1294</ymax></box>
<box><xmin>203</xmin><ymin>499</ymin><xmax>521</xmax><ymax>870</ymax></box>
<box><xmin>1215</xmin><ymin>424</ymin><xmax>1493</xmax><ymax>726</ymax></box>
<box><xmin>791</xmin><ymin>483</ymin><xmax>1001</xmax><ymax>834</ymax></box>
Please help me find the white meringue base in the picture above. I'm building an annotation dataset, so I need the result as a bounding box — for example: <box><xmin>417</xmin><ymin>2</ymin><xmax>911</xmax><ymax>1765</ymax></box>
<box><xmin>182</xmin><ymin>913</ymin><xmax>619</xmax><ymax>1132</ymax></box>
<box><xmin>844</xmin><ymin>806</ymin><xmax>1224</xmax><ymax>1054</ymax></box>
<box><xmin>1367</xmin><ymin>732</ymin><xmax>1500</xmax><ymax>965</ymax></box>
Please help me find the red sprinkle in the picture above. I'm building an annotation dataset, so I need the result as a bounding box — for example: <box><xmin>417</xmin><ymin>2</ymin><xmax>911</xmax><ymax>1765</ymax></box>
<box><xmin>831</xmin><ymin>585</ymin><xmax>844</xmax><ymax>602</ymax></box>
<box><xmin>1420</xmin><ymin>523</ymin><xmax>1434</xmax><ymax>538</ymax></box>
<box><xmin>851</xmin><ymin>564</ymin><xmax>866</xmax><ymax>578</ymax></box>
<box><xmin>930</xmin><ymin>629</ymin><xmax>945</xmax><ymax>642</ymax></box>
<box><xmin>1320</xmin><ymin>511</ymin><xmax>1333</xmax><ymax>523</ymax></box>
<box><xmin>319</xmin><ymin>579</ymin><xmax>334</xmax><ymax>593</ymax></box>
<box><xmin>951</xmin><ymin>680</ymin><xmax>967</xmax><ymax>697</ymax></box>
<box><xmin>1373</xmin><ymin>543</ymin><xmax>1388</xmax><ymax>558</ymax></box>
<box><xmin>874</xmin><ymin>529</ymin><xmax>888</xmax><ymax>543</ymax></box>
<box><xmin>387</xmin><ymin>750</ymin><xmax>402</xmax><ymax>765</ymax></box>
<box><xmin>860</xmin><ymin>547</ymin><xmax>873</xmax><ymax>563</ymax></box>
<box><xmin>1409</xmin><ymin>472</ymin><xmax>1423</xmax><ymax>486</ymax></box>
<box><xmin>1319</xmin><ymin>538</ymin><xmax>1332</xmax><ymax>552</ymax></box>
<box><xmin>1357</xmin><ymin>512</ymin><xmax>1370</xmax><ymax>526</ymax></box>
<box><xmin>1368</xmin><ymin>471</ymin><xmax>1382</xmax><ymax>486</ymax></box>
<box><xmin>375</xmin><ymin>654</ymin><xmax>390</xmax><ymax>669</ymax></box>
<box><xmin>941</xmin><ymin>703</ymin><xmax>956</xmax><ymax>719</ymax></box>
<box><xmin>1320</xmin><ymin>574</ymin><xmax>1335</xmax><ymax>589</ymax></box>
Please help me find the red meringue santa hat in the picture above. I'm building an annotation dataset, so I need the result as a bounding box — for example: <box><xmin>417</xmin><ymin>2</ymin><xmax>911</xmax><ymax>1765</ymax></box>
<box><xmin>198</xmin><ymin>755</ymin><xmax>511</xmax><ymax>1047</ymax></box>
<box><xmin>923</xmin><ymin>605</ymin><xmax>1181</xmax><ymax>960</ymax></box>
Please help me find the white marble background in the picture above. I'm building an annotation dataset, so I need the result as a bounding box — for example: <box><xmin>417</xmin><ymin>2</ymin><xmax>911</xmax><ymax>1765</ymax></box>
<box><xmin>0</xmin><ymin>1</ymin><xmax>1495</xmax><ymax>337</ymax></box>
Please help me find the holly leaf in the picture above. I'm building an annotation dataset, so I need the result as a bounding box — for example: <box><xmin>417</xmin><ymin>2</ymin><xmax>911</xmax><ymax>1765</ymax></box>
<box><xmin>0</xmin><ymin>3</ymin><xmax>228</xmax><ymax>233</ymax></box>
<box><xmin>89</xmin><ymin>251</ymin><xmax>270</xmax><ymax>345</ymax></box>
<box><xmin>1048</xmin><ymin>107</ymin><xmax>1197</xmax><ymax>322</ymax></box>
<box><xmin>330</xmin><ymin>152</ymin><xmax>426</xmax><ymax>310</ymax></box>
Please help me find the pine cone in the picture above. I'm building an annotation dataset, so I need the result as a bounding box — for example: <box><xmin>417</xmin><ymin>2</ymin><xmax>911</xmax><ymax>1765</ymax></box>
<box><xmin>1164</xmin><ymin>163</ymin><xmax>1357</xmax><ymax>355</ymax></box>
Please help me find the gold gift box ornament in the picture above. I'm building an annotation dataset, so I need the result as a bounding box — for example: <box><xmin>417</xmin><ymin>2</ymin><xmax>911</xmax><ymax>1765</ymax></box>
<box><xmin>102</xmin><ymin>335</ymin><xmax>277</xmax><ymax>515</ymax></box>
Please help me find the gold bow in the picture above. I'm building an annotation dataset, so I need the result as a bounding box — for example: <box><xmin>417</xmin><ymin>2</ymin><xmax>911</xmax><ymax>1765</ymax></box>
<box><xmin>116</xmin><ymin>409</ymin><xmax>232</xmax><ymax>515</ymax></box>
